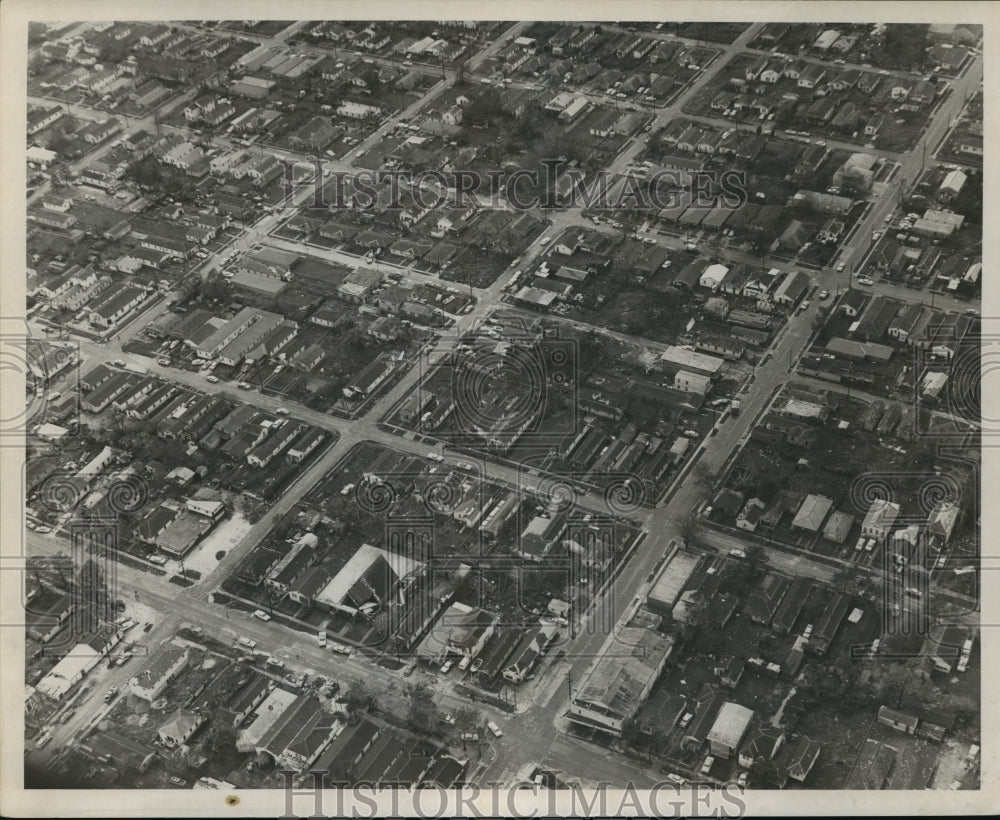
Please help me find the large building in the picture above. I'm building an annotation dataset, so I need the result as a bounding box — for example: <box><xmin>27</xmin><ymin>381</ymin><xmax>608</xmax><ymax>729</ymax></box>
<box><xmin>568</xmin><ymin>625</ymin><xmax>675</xmax><ymax>736</ymax></box>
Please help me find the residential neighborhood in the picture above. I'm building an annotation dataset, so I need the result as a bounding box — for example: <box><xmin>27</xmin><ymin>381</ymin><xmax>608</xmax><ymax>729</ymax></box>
<box><xmin>19</xmin><ymin>15</ymin><xmax>982</xmax><ymax>806</ymax></box>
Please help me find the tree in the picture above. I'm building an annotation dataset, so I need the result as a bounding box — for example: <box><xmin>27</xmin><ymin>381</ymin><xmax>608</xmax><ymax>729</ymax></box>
<box><xmin>208</xmin><ymin>725</ymin><xmax>236</xmax><ymax>755</ymax></box>
<box><xmin>196</xmin><ymin>272</ymin><xmax>233</xmax><ymax>304</ymax></box>
<box><xmin>811</xmin><ymin>305</ymin><xmax>832</xmax><ymax>335</ymax></box>
<box><xmin>748</xmin><ymin>758</ymin><xmax>782</xmax><ymax>788</ymax></box>
<box><xmin>637</xmin><ymin>347</ymin><xmax>659</xmax><ymax>374</ymax></box>
<box><xmin>406</xmin><ymin>682</ymin><xmax>441</xmax><ymax>735</ymax></box>
<box><xmin>831</xmin><ymin>563</ymin><xmax>872</xmax><ymax>597</ymax></box>
<box><xmin>74</xmin><ymin>558</ymin><xmax>109</xmax><ymax>622</ymax></box>
<box><xmin>453</xmin><ymin>706</ymin><xmax>480</xmax><ymax>736</ymax></box>
<box><xmin>342</xmin><ymin>681</ymin><xmax>376</xmax><ymax>721</ymax></box>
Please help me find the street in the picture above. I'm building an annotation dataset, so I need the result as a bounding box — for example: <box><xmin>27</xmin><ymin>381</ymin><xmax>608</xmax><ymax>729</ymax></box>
<box><xmin>22</xmin><ymin>18</ymin><xmax>983</xmax><ymax>789</ymax></box>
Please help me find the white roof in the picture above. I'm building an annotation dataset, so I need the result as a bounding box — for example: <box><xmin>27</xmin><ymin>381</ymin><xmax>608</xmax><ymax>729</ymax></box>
<box><xmin>314</xmin><ymin>543</ymin><xmax>421</xmax><ymax>610</ymax></box>
<box><xmin>708</xmin><ymin>701</ymin><xmax>754</xmax><ymax>748</ymax></box>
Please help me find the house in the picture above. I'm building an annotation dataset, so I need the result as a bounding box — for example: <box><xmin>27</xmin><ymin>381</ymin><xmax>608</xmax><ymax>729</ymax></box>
<box><xmin>877</xmin><ymin>706</ymin><xmax>918</xmax><ymax>735</ymax></box>
<box><xmin>79</xmin><ymin>731</ymin><xmax>158</xmax><ymax>772</ymax></box>
<box><xmin>915</xmin><ymin>709</ymin><xmax>956</xmax><ymax>743</ymax></box>
<box><xmin>865</xmin><ymin>113</ymin><xmax>885</xmax><ymax>137</ymax></box>
<box><xmin>517</xmin><ymin>510</ymin><xmax>567</xmax><ymax>561</ymax></box>
<box><xmin>844</xmin><ymin>740</ymin><xmax>896</xmax><ymax>789</ymax></box>
<box><xmin>707</xmin><ymin>702</ymin><xmax>753</xmax><ymax>759</ymax></box>
<box><xmin>861</xmin><ymin>499</ymin><xmax>900</xmax><ymax>540</ymax></box>
<box><xmin>158</xmin><ymin>709</ymin><xmax>206</xmax><ymax>748</ymax></box>
<box><xmin>773</xmin><ymin>271</ymin><xmax>810</xmax><ymax>306</ymax></box>
<box><xmin>822</xmin><ymin>511</ymin><xmax>854</xmax><ymax>544</ymax></box>
<box><xmin>839</xmin><ymin>289</ymin><xmax>868</xmax><ymax>318</ymax></box>
<box><xmin>778</xmin><ymin>735</ymin><xmax>823</xmax><ymax>784</ymax></box>
<box><xmin>736</xmin><ymin>498</ymin><xmax>765</xmax><ymax>532</ymax></box>
<box><xmin>744</xmin><ymin>573</ymin><xmax>790</xmax><ymax>623</ymax></box>
<box><xmin>739</xmin><ymin>725</ymin><xmax>784</xmax><ymax>769</ymax></box>
<box><xmin>792</xmin><ymin>494</ymin><xmax>833</xmax><ymax>532</ymax></box>
<box><xmin>809</xmin><ymin>592</ymin><xmax>851</xmax><ymax>655</ymax></box>
<box><xmin>797</xmin><ymin>64</ymin><xmax>827</xmax><ymax>89</ymax></box>
<box><xmin>129</xmin><ymin>644</ymin><xmax>189</xmax><ymax>701</ymax></box>
<box><xmin>771</xmin><ymin>576</ymin><xmax>812</xmax><ymax>635</ymax></box>
<box><xmin>502</xmin><ymin>625</ymin><xmax>556</xmax><ymax>684</ymax></box>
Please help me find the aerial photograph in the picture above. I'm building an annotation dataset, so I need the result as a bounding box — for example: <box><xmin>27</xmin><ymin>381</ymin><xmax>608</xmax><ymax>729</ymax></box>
<box><xmin>17</xmin><ymin>13</ymin><xmax>982</xmax><ymax>804</ymax></box>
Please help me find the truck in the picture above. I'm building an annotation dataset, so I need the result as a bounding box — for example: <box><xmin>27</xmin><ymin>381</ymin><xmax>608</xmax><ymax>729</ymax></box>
<box><xmin>730</xmin><ymin>399</ymin><xmax>741</xmax><ymax>416</ymax></box>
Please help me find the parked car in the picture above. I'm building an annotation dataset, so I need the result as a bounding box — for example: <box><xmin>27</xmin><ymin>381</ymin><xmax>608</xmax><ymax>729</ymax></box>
<box><xmin>857</xmin><ymin>277</ymin><xmax>874</xmax><ymax>286</ymax></box>
<box><xmin>440</xmin><ymin>659</ymin><xmax>454</xmax><ymax>674</ymax></box>
<box><xmin>427</xmin><ymin>452</ymin><xmax>444</xmax><ymax>463</ymax></box>
<box><xmin>486</xmin><ymin>720</ymin><xmax>503</xmax><ymax>738</ymax></box>
<box><xmin>252</xmin><ymin>609</ymin><xmax>271</xmax><ymax>622</ymax></box>
<box><xmin>238</xmin><ymin>637</ymin><xmax>257</xmax><ymax>649</ymax></box>
<box><xmin>818</xmin><ymin>290</ymin><xmax>830</xmax><ymax>300</ymax></box>
<box><xmin>275</xmin><ymin>407</ymin><xmax>290</xmax><ymax>415</ymax></box>
<box><xmin>701</xmin><ymin>756</ymin><xmax>715</xmax><ymax>775</ymax></box>
<box><xmin>471</xmin><ymin>658</ymin><xmax>483</xmax><ymax>673</ymax></box>
<box><xmin>206</xmin><ymin>375</ymin><xmax>219</xmax><ymax>383</ymax></box>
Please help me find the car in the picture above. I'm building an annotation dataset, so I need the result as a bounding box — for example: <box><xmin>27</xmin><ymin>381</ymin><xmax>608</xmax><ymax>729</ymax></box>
<box><xmin>802</xmin><ymin>623</ymin><xmax>813</xmax><ymax>639</ymax></box>
<box><xmin>799</xmin><ymin>300</ymin><xmax>811</xmax><ymax>311</ymax></box>
<box><xmin>238</xmin><ymin>381</ymin><xmax>252</xmax><ymax>390</ymax></box>
<box><xmin>25</xmin><ymin>521</ymin><xmax>36</xmax><ymax>531</ymax></box>
<box><xmin>35</xmin><ymin>526</ymin><xmax>52</xmax><ymax>534</ymax></box>
<box><xmin>701</xmin><ymin>756</ymin><xmax>715</xmax><ymax>775</ymax></box>
<box><xmin>113</xmin><ymin>359</ymin><xmax>126</xmax><ymax>367</ymax></box>
<box><xmin>818</xmin><ymin>290</ymin><xmax>830</xmax><ymax>300</ymax></box>
<box><xmin>169</xmin><ymin>776</ymin><xmax>187</xmax><ymax>786</ymax></box>
<box><xmin>103</xmin><ymin>687</ymin><xmax>118</xmax><ymax>702</ymax></box>
<box><xmin>664</xmin><ymin>773</ymin><xmax>686</xmax><ymax>786</ymax></box>
<box><xmin>456</xmin><ymin>461</ymin><xmax>475</xmax><ymax>471</ymax></box>
<box><xmin>471</xmin><ymin>658</ymin><xmax>483</xmax><ymax>672</ymax></box>
<box><xmin>275</xmin><ymin>407</ymin><xmax>290</xmax><ymax>415</ymax></box>
<box><xmin>728</xmin><ymin>548</ymin><xmax>746</xmax><ymax>559</ymax></box>
<box><xmin>35</xmin><ymin>730</ymin><xmax>53</xmax><ymax>749</ymax></box>
<box><xmin>341</xmin><ymin>483</ymin><xmax>356</xmax><ymax>496</ymax></box>
<box><xmin>965</xmin><ymin>308</ymin><xmax>978</xmax><ymax>316</ymax></box>
<box><xmin>143</xmin><ymin>622</ymin><xmax>153</xmax><ymax>632</ymax></box>
<box><xmin>957</xmin><ymin>654</ymin><xmax>970</xmax><ymax>672</ymax></box>
<box><xmin>679</xmin><ymin>712</ymin><xmax>693</xmax><ymax>729</ymax></box>
<box><xmin>265</xmin><ymin>657</ymin><xmax>286</xmax><ymax>670</ymax></box>
<box><xmin>317</xmin><ymin>632</ymin><xmax>327</xmax><ymax>648</ymax></box>
<box><xmin>486</xmin><ymin>720</ymin><xmax>503</xmax><ymax>738</ymax></box>
<box><xmin>252</xmin><ymin>609</ymin><xmax>271</xmax><ymax>621</ymax></box>
<box><xmin>427</xmin><ymin>452</ymin><xmax>444</xmax><ymax>463</ymax></box>
<box><xmin>836</xmin><ymin>262</ymin><xmax>846</xmax><ymax>272</ymax></box>
<box><xmin>883</xmin><ymin>214</ymin><xmax>892</xmax><ymax>223</ymax></box>
<box><xmin>458</xmin><ymin>656</ymin><xmax>471</xmax><ymax>671</ymax></box>
<box><xmin>238</xmin><ymin>637</ymin><xmax>257</xmax><ymax>649</ymax></box>
<box><xmin>440</xmin><ymin>660</ymin><xmax>454</xmax><ymax>674</ymax></box>
<box><xmin>206</xmin><ymin>375</ymin><xmax>219</xmax><ymax>383</ymax></box>
<box><xmin>539</xmin><ymin>237</ymin><xmax>551</xmax><ymax>245</ymax></box>
<box><xmin>857</xmin><ymin>277</ymin><xmax>874</xmax><ymax>286</ymax></box>
<box><xmin>442</xmin><ymin>713</ymin><xmax>457</xmax><ymax>725</ymax></box>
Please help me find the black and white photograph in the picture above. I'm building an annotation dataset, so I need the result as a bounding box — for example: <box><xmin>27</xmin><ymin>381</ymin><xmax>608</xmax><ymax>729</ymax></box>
<box><xmin>1</xmin><ymin>1</ymin><xmax>992</xmax><ymax>816</ymax></box>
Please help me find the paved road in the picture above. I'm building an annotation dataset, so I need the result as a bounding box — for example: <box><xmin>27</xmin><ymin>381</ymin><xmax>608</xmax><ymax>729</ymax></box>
<box><xmin>25</xmin><ymin>23</ymin><xmax>982</xmax><ymax>787</ymax></box>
